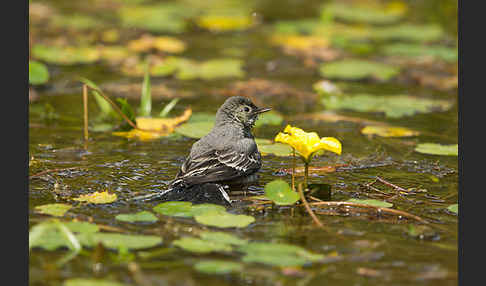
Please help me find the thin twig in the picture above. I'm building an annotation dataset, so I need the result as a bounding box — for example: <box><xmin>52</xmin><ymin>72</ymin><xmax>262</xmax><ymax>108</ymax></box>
<box><xmin>83</xmin><ymin>84</ymin><xmax>89</xmax><ymax>143</ymax></box>
<box><xmin>29</xmin><ymin>167</ymin><xmax>83</xmax><ymax>179</ymax></box>
<box><xmin>86</xmin><ymin>86</ymin><xmax>138</xmax><ymax>130</ymax></box>
<box><xmin>298</xmin><ymin>183</ymin><xmax>325</xmax><ymax>228</ymax></box>
<box><xmin>375</xmin><ymin>176</ymin><xmax>409</xmax><ymax>192</ymax></box>
<box><xmin>308</xmin><ymin>201</ymin><xmax>429</xmax><ymax>224</ymax></box>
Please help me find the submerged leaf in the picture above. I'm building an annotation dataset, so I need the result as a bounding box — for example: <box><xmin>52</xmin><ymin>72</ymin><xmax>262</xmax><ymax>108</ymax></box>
<box><xmin>371</xmin><ymin>24</ymin><xmax>444</xmax><ymax>43</ymax></box>
<box><xmin>128</xmin><ymin>35</ymin><xmax>186</xmax><ymax>53</ymax></box>
<box><xmin>194</xmin><ymin>260</ymin><xmax>243</xmax><ymax>274</ymax></box>
<box><xmin>72</xmin><ymin>191</ymin><xmax>117</xmax><ymax>204</ymax></box>
<box><xmin>264</xmin><ymin>180</ymin><xmax>299</xmax><ymax>205</ymax></box>
<box><xmin>199</xmin><ymin>231</ymin><xmax>248</xmax><ymax>246</ymax></box>
<box><xmin>197</xmin><ymin>15</ymin><xmax>253</xmax><ymax>32</ymax></box>
<box><xmin>319</xmin><ymin>59</ymin><xmax>400</xmax><ymax>81</ymax></box>
<box><xmin>382</xmin><ymin>43</ymin><xmax>457</xmax><ymax>62</ymax></box>
<box><xmin>239</xmin><ymin>242</ymin><xmax>324</xmax><ymax>267</ymax></box>
<box><xmin>414</xmin><ymin>143</ymin><xmax>458</xmax><ymax>156</ymax></box>
<box><xmin>257</xmin><ymin>143</ymin><xmax>293</xmax><ymax>157</ymax></box>
<box><xmin>34</xmin><ymin>203</ymin><xmax>72</xmax><ymax>217</ymax></box>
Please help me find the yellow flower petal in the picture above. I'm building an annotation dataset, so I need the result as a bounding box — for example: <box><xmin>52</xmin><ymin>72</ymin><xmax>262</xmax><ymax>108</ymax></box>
<box><xmin>274</xmin><ymin>125</ymin><xmax>342</xmax><ymax>161</ymax></box>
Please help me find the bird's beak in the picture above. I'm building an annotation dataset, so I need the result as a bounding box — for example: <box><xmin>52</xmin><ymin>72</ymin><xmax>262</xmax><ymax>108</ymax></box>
<box><xmin>254</xmin><ymin>107</ymin><xmax>272</xmax><ymax>114</ymax></box>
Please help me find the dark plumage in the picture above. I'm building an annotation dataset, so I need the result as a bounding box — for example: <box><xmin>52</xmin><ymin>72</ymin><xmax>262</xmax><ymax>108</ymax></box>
<box><xmin>132</xmin><ymin>96</ymin><xmax>271</xmax><ymax>204</ymax></box>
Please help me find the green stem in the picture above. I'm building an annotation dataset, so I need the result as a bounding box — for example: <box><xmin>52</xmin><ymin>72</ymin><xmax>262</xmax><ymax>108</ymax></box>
<box><xmin>291</xmin><ymin>148</ymin><xmax>295</xmax><ymax>191</ymax></box>
<box><xmin>304</xmin><ymin>161</ymin><xmax>309</xmax><ymax>190</ymax></box>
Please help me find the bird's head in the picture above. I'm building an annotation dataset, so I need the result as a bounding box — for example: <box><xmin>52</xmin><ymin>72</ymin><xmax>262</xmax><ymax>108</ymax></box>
<box><xmin>215</xmin><ymin>96</ymin><xmax>271</xmax><ymax>128</ymax></box>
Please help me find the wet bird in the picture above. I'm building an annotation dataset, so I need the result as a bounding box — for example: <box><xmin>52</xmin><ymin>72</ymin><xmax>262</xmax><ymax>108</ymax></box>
<box><xmin>133</xmin><ymin>96</ymin><xmax>271</xmax><ymax>205</ymax></box>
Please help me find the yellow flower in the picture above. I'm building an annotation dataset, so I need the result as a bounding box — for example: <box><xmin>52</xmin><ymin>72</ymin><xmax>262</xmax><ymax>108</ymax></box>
<box><xmin>275</xmin><ymin>125</ymin><xmax>342</xmax><ymax>162</ymax></box>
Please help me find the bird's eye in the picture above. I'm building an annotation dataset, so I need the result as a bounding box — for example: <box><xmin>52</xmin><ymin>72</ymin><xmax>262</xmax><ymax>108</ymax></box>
<box><xmin>244</xmin><ymin>106</ymin><xmax>251</xmax><ymax>112</ymax></box>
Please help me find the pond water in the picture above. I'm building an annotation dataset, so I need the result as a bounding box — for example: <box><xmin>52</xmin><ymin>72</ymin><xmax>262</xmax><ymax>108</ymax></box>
<box><xmin>29</xmin><ymin>0</ymin><xmax>458</xmax><ymax>285</ymax></box>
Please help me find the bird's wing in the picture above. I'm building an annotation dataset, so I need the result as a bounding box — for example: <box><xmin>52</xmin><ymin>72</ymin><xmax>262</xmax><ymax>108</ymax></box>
<box><xmin>171</xmin><ymin>147</ymin><xmax>261</xmax><ymax>187</ymax></box>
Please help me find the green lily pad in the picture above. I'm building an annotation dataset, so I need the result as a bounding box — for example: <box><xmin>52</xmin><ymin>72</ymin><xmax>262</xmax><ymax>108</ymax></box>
<box><xmin>447</xmin><ymin>204</ymin><xmax>458</xmax><ymax>214</ymax></box>
<box><xmin>51</xmin><ymin>14</ymin><xmax>103</xmax><ymax>30</ymax></box>
<box><xmin>115</xmin><ymin>211</ymin><xmax>158</xmax><ymax>223</ymax></box>
<box><xmin>118</xmin><ymin>3</ymin><xmax>198</xmax><ymax>33</ymax></box>
<box><xmin>347</xmin><ymin>199</ymin><xmax>393</xmax><ymax>208</ymax></box>
<box><xmin>319</xmin><ymin>94</ymin><xmax>453</xmax><ymax>118</ymax></box>
<box><xmin>29</xmin><ymin>220</ymin><xmax>99</xmax><ymax>251</ymax></box>
<box><xmin>199</xmin><ymin>231</ymin><xmax>248</xmax><ymax>246</ymax></box>
<box><xmin>173</xmin><ymin>237</ymin><xmax>232</xmax><ymax>253</ymax></box>
<box><xmin>257</xmin><ymin>143</ymin><xmax>293</xmax><ymax>157</ymax></box>
<box><xmin>176</xmin><ymin>59</ymin><xmax>245</xmax><ymax>80</ymax></box>
<box><xmin>264</xmin><ymin>180</ymin><xmax>299</xmax><ymax>205</ymax></box>
<box><xmin>382</xmin><ymin>43</ymin><xmax>457</xmax><ymax>62</ymax></box>
<box><xmin>319</xmin><ymin>59</ymin><xmax>400</xmax><ymax>81</ymax></box>
<box><xmin>371</xmin><ymin>24</ymin><xmax>444</xmax><ymax>43</ymax></box>
<box><xmin>194</xmin><ymin>260</ymin><xmax>243</xmax><ymax>274</ymax></box>
<box><xmin>76</xmin><ymin>233</ymin><xmax>162</xmax><ymax>250</ymax></box>
<box><xmin>187</xmin><ymin>112</ymin><xmax>216</xmax><ymax>123</ymax></box>
<box><xmin>322</xmin><ymin>2</ymin><xmax>406</xmax><ymax>25</ymax></box>
<box><xmin>415</xmin><ymin>143</ymin><xmax>458</xmax><ymax>156</ymax></box>
<box><xmin>254</xmin><ymin>111</ymin><xmax>284</xmax><ymax>127</ymax></box>
<box><xmin>174</xmin><ymin>121</ymin><xmax>214</xmax><ymax>139</ymax></box>
<box><xmin>63</xmin><ymin>278</ymin><xmax>127</xmax><ymax>286</ymax></box>
<box><xmin>34</xmin><ymin>203</ymin><xmax>72</xmax><ymax>217</ymax></box>
<box><xmin>32</xmin><ymin>44</ymin><xmax>100</xmax><ymax>65</ymax></box>
<box><xmin>29</xmin><ymin>60</ymin><xmax>49</xmax><ymax>85</ymax></box>
<box><xmin>195</xmin><ymin>210</ymin><xmax>255</xmax><ymax>228</ymax></box>
<box><xmin>238</xmin><ymin>242</ymin><xmax>324</xmax><ymax>267</ymax></box>
<box><xmin>153</xmin><ymin>201</ymin><xmax>193</xmax><ymax>217</ymax></box>
<box><xmin>190</xmin><ymin>204</ymin><xmax>227</xmax><ymax>216</ymax></box>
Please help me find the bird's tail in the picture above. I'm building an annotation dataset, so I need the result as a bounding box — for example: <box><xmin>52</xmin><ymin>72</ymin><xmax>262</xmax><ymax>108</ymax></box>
<box><xmin>130</xmin><ymin>188</ymin><xmax>174</xmax><ymax>202</ymax></box>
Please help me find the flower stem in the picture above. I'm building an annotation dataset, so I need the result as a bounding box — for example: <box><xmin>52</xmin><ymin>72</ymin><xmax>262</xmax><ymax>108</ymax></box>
<box><xmin>304</xmin><ymin>161</ymin><xmax>309</xmax><ymax>190</ymax></box>
<box><xmin>291</xmin><ymin>148</ymin><xmax>295</xmax><ymax>191</ymax></box>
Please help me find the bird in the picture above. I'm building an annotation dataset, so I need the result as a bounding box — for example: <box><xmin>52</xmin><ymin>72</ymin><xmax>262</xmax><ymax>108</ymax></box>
<box><xmin>132</xmin><ymin>96</ymin><xmax>271</xmax><ymax>205</ymax></box>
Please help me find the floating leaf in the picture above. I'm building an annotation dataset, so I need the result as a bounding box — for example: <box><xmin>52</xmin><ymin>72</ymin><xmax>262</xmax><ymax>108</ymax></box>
<box><xmin>382</xmin><ymin>43</ymin><xmax>457</xmax><ymax>62</ymax></box>
<box><xmin>153</xmin><ymin>201</ymin><xmax>193</xmax><ymax>217</ymax></box>
<box><xmin>51</xmin><ymin>14</ymin><xmax>103</xmax><ymax>30</ymax></box>
<box><xmin>257</xmin><ymin>143</ymin><xmax>293</xmax><ymax>157</ymax></box>
<box><xmin>32</xmin><ymin>44</ymin><xmax>100</xmax><ymax>65</ymax></box>
<box><xmin>128</xmin><ymin>35</ymin><xmax>186</xmax><ymax>53</ymax></box>
<box><xmin>347</xmin><ymin>199</ymin><xmax>393</xmax><ymax>208</ymax></box>
<box><xmin>447</xmin><ymin>204</ymin><xmax>458</xmax><ymax>214</ymax></box>
<box><xmin>371</xmin><ymin>24</ymin><xmax>444</xmax><ymax>43</ymax></box>
<box><xmin>115</xmin><ymin>211</ymin><xmax>158</xmax><ymax>223</ymax></box>
<box><xmin>194</xmin><ymin>260</ymin><xmax>243</xmax><ymax>274</ymax></box>
<box><xmin>34</xmin><ymin>203</ymin><xmax>72</xmax><ymax>217</ymax></box>
<box><xmin>63</xmin><ymin>278</ymin><xmax>127</xmax><ymax>286</ymax></box>
<box><xmin>173</xmin><ymin>237</ymin><xmax>232</xmax><ymax>253</ymax></box>
<box><xmin>239</xmin><ymin>242</ymin><xmax>324</xmax><ymax>267</ymax></box>
<box><xmin>271</xmin><ymin>34</ymin><xmax>330</xmax><ymax>51</ymax></box>
<box><xmin>113</xmin><ymin>108</ymin><xmax>192</xmax><ymax>140</ymax></box>
<box><xmin>76</xmin><ymin>233</ymin><xmax>162</xmax><ymax>250</ymax></box>
<box><xmin>118</xmin><ymin>4</ymin><xmax>197</xmax><ymax>33</ymax></box>
<box><xmin>190</xmin><ymin>204</ymin><xmax>227</xmax><ymax>216</ymax></box>
<box><xmin>29</xmin><ymin>220</ymin><xmax>99</xmax><ymax>251</ymax></box>
<box><xmin>72</xmin><ymin>191</ymin><xmax>117</xmax><ymax>204</ymax></box>
<box><xmin>361</xmin><ymin>125</ymin><xmax>419</xmax><ymax>137</ymax></box>
<box><xmin>195</xmin><ymin>210</ymin><xmax>255</xmax><ymax>228</ymax></box>
<box><xmin>320</xmin><ymin>94</ymin><xmax>453</xmax><ymax>118</ymax></box>
<box><xmin>264</xmin><ymin>180</ymin><xmax>299</xmax><ymax>205</ymax></box>
<box><xmin>414</xmin><ymin>143</ymin><xmax>458</xmax><ymax>156</ymax></box>
<box><xmin>199</xmin><ymin>231</ymin><xmax>248</xmax><ymax>246</ymax></box>
<box><xmin>319</xmin><ymin>59</ymin><xmax>400</xmax><ymax>81</ymax></box>
<box><xmin>322</xmin><ymin>2</ymin><xmax>406</xmax><ymax>25</ymax></box>
<box><xmin>254</xmin><ymin>111</ymin><xmax>284</xmax><ymax>127</ymax></box>
<box><xmin>64</xmin><ymin>221</ymin><xmax>100</xmax><ymax>234</ymax></box>
<box><xmin>174</xmin><ymin>121</ymin><xmax>214</xmax><ymax>139</ymax></box>
<box><xmin>177</xmin><ymin>58</ymin><xmax>245</xmax><ymax>80</ymax></box>
<box><xmin>197</xmin><ymin>15</ymin><xmax>253</xmax><ymax>32</ymax></box>
<box><xmin>29</xmin><ymin>60</ymin><xmax>49</xmax><ymax>85</ymax></box>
